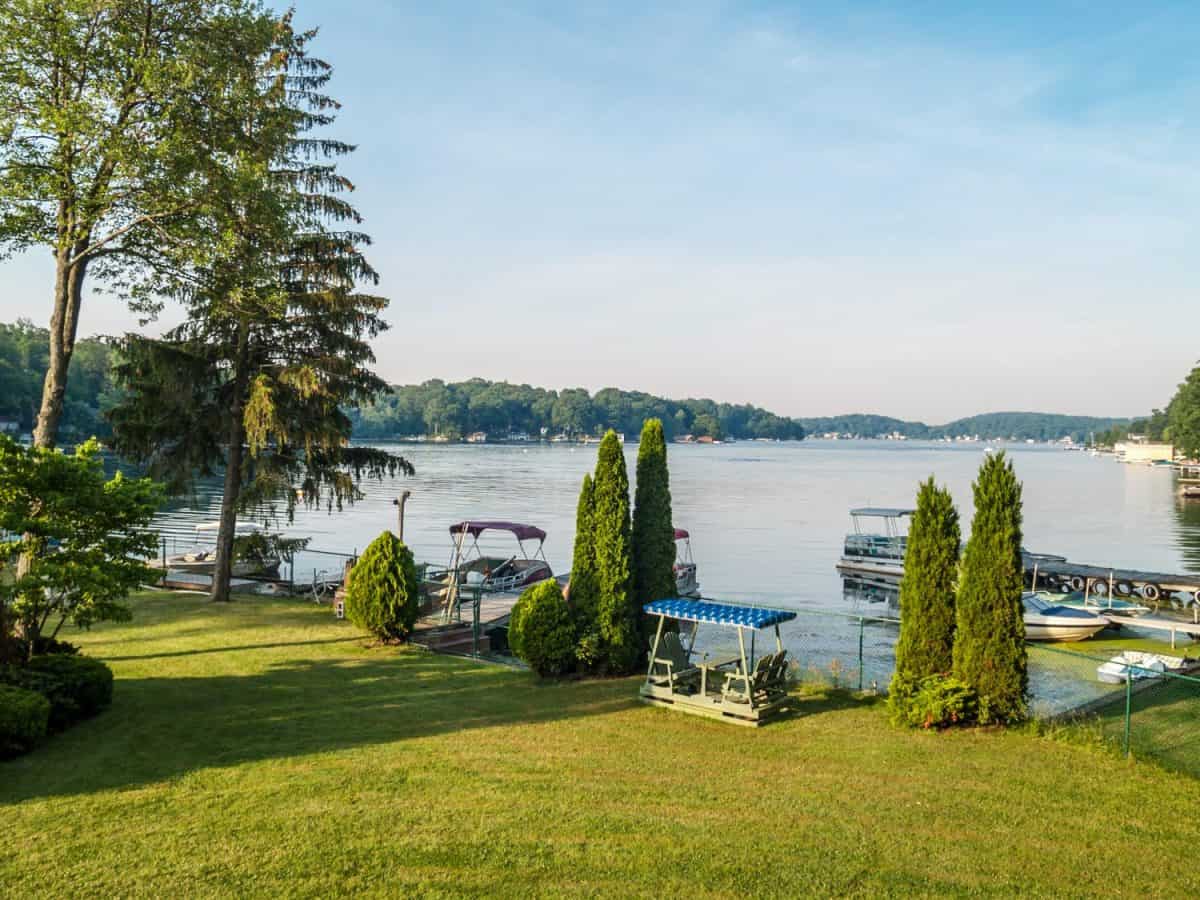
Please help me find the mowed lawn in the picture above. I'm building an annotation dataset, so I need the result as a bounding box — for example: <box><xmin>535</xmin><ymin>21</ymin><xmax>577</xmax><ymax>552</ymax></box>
<box><xmin>3</xmin><ymin>594</ymin><xmax>1200</xmax><ymax>898</ymax></box>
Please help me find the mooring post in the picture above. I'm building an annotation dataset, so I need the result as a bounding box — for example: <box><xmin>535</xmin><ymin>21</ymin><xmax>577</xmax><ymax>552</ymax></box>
<box><xmin>472</xmin><ymin>588</ymin><xmax>480</xmax><ymax>658</ymax></box>
<box><xmin>857</xmin><ymin>616</ymin><xmax>865</xmax><ymax>692</ymax></box>
<box><xmin>1123</xmin><ymin>670</ymin><xmax>1133</xmax><ymax>758</ymax></box>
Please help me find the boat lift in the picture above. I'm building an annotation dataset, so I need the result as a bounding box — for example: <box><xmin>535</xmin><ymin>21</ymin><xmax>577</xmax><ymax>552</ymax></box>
<box><xmin>640</xmin><ymin>598</ymin><xmax>797</xmax><ymax>727</ymax></box>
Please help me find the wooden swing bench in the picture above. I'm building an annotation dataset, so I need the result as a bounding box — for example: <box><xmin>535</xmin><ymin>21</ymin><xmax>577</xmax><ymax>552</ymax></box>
<box><xmin>640</xmin><ymin>598</ymin><xmax>797</xmax><ymax>727</ymax></box>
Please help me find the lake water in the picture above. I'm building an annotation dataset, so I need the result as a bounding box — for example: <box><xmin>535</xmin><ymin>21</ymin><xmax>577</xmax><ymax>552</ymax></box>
<box><xmin>151</xmin><ymin>440</ymin><xmax>1200</xmax><ymax>713</ymax></box>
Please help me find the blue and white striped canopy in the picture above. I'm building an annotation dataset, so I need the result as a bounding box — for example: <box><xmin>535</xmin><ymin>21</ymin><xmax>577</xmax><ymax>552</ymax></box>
<box><xmin>643</xmin><ymin>598</ymin><xmax>797</xmax><ymax>629</ymax></box>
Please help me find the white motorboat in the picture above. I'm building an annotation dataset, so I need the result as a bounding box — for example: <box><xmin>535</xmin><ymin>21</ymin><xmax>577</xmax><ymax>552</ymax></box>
<box><xmin>158</xmin><ymin>522</ymin><xmax>282</xmax><ymax>577</ymax></box>
<box><xmin>1096</xmin><ymin>651</ymin><xmax>1187</xmax><ymax>684</ymax></box>
<box><xmin>1022</xmin><ymin>592</ymin><xmax>1109</xmax><ymax>642</ymax></box>
<box><xmin>673</xmin><ymin>527</ymin><xmax>701</xmax><ymax>598</ymax></box>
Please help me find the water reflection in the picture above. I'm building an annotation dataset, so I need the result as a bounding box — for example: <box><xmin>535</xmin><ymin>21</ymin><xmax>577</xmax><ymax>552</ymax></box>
<box><xmin>1173</xmin><ymin>495</ymin><xmax>1200</xmax><ymax>573</ymax></box>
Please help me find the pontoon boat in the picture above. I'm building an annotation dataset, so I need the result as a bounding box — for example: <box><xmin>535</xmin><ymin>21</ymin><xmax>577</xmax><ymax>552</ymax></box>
<box><xmin>426</xmin><ymin>521</ymin><xmax>554</xmax><ymax>621</ymax></box>
<box><xmin>835</xmin><ymin>508</ymin><xmax>911</xmax><ymax>585</ymax></box>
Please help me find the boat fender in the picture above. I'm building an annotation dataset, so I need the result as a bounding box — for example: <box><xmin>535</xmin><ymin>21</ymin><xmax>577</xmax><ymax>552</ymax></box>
<box><xmin>1115</xmin><ymin>581</ymin><xmax>1134</xmax><ymax>597</ymax></box>
<box><xmin>1193</xmin><ymin>590</ymin><xmax>1200</xmax><ymax>608</ymax></box>
<box><xmin>1142</xmin><ymin>583</ymin><xmax>1160</xmax><ymax>602</ymax></box>
<box><xmin>1092</xmin><ymin>581</ymin><xmax>1108</xmax><ymax>597</ymax></box>
<box><xmin>1069</xmin><ymin>575</ymin><xmax>1085</xmax><ymax>592</ymax></box>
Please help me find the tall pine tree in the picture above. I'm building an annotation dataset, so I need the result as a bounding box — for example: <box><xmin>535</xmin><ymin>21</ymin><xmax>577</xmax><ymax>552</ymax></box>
<box><xmin>591</xmin><ymin>429</ymin><xmax>637</xmax><ymax>673</ymax></box>
<box><xmin>108</xmin><ymin>17</ymin><xmax>411</xmax><ymax>602</ymax></box>
<box><xmin>891</xmin><ymin>477</ymin><xmax>959</xmax><ymax>688</ymax></box>
<box><xmin>632</xmin><ymin>418</ymin><xmax>676</xmax><ymax>606</ymax></box>
<box><xmin>953</xmin><ymin>452</ymin><xmax>1027</xmax><ymax>724</ymax></box>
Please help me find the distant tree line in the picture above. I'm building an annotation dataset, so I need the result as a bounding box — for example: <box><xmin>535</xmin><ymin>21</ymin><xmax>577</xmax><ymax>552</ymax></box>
<box><xmin>0</xmin><ymin>321</ymin><xmax>118</xmax><ymax>441</ymax></box>
<box><xmin>346</xmin><ymin>378</ymin><xmax>807</xmax><ymax>441</ymax></box>
<box><xmin>799</xmin><ymin>411</ymin><xmax>1128</xmax><ymax>443</ymax></box>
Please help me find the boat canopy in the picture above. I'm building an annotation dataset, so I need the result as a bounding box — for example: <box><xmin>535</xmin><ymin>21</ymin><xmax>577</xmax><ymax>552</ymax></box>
<box><xmin>849</xmin><ymin>507</ymin><xmax>914</xmax><ymax>518</ymax></box>
<box><xmin>673</xmin><ymin>528</ymin><xmax>689</xmax><ymax>540</ymax></box>
<box><xmin>644</xmin><ymin>598</ymin><xmax>796</xmax><ymax>630</ymax></box>
<box><xmin>449</xmin><ymin>521</ymin><xmax>546</xmax><ymax>543</ymax></box>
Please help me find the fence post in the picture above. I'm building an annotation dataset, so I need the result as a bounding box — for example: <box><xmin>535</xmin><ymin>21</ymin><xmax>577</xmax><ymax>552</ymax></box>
<box><xmin>1123</xmin><ymin>669</ymin><xmax>1133</xmax><ymax>758</ymax></box>
<box><xmin>857</xmin><ymin>616</ymin><xmax>865</xmax><ymax>692</ymax></box>
<box><xmin>472</xmin><ymin>587</ymin><xmax>481</xmax><ymax>658</ymax></box>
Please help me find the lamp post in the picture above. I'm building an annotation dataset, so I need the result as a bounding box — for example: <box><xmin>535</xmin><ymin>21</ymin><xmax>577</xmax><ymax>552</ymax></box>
<box><xmin>393</xmin><ymin>490</ymin><xmax>412</xmax><ymax>541</ymax></box>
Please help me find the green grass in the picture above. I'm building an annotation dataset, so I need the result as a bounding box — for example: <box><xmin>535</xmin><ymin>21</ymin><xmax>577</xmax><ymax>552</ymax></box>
<box><xmin>4</xmin><ymin>593</ymin><xmax>1200</xmax><ymax>898</ymax></box>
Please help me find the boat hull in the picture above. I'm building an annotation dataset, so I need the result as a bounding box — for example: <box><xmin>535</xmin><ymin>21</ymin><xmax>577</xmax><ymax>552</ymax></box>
<box><xmin>836</xmin><ymin>556</ymin><xmax>904</xmax><ymax>584</ymax></box>
<box><xmin>163</xmin><ymin>557</ymin><xmax>279</xmax><ymax>578</ymax></box>
<box><xmin>1023</xmin><ymin>617</ymin><xmax>1109</xmax><ymax>642</ymax></box>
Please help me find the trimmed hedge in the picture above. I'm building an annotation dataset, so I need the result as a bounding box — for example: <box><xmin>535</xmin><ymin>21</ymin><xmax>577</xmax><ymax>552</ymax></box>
<box><xmin>344</xmin><ymin>531</ymin><xmax>421</xmax><ymax>642</ymax></box>
<box><xmin>510</xmin><ymin>579</ymin><xmax>577</xmax><ymax>677</ymax></box>
<box><xmin>2</xmin><ymin>655</ymin><xmax>114</xmax><ymax>731</ymax></box>
<box><xmin>0</xmin><ymin>683</ymin><xmax>50</xmax><ymax>757</ymax></box>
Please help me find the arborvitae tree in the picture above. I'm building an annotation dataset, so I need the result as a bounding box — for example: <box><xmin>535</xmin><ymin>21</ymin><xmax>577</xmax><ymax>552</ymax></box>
<box><xmin>892</xmin><ymin>477</ymin><xmax>960</xmax><ymax>683</ymax></box>
<box><xmin>953</xmin><ymin>451</ymin><xmax>1027</xmax><ymax>724</ymax></box>
<box><xmin>632</xmin><ymin>419</ymin><xmax>677</xmax><ymax>609</ymax></box>
<box><xmin>591</xmin><ymin>430</ymin><xmax>637</xmax><ymax>673</ymax></box>
<box><xmin>568</xmin><ymin>474</ymin><xmax>602</xmax><ymax>665</ymax></box>
<box><xmin>344</xmin><ymin>531</ymin><xmax>419</xmax><ymax>642</ymax></box>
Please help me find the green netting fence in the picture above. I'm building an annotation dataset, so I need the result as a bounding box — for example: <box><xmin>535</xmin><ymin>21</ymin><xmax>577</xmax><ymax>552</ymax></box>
<box><xmin>1029</xmin><ymin>642</ymin><xmax>1200</xmax><ymax>778</ymax></box>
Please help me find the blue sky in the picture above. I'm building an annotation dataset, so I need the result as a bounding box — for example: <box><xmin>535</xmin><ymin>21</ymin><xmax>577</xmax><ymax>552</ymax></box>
<box><xmin>4</xmin><ymin>1</ymin><xmax>1198</xmax><ymax>421</ymax></box>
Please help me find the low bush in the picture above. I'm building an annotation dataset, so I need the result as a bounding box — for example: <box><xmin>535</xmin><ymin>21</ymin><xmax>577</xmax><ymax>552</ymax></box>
<box><xmin>889</xmin><ymin>673</ymin><xmax>977</xmax><ymax>730</ymax></box>
<box><xmin>344</xmin><ymin>532</ymin><xmax>420</xmax><ymax>642</ymax></box>
<box><xmin>510</xmin><ymin>580</ymin><xmax>577</xmax><ymax>677</ymax></box>
<box><xmin>3</xmin><ymin>655</ymin><xmax>114</xmax><ymax>730</ymax></box>
<box><xmin>0</xmin><ymin>683</ymin><xmax>50</xmax><ymax>757</ymax></box>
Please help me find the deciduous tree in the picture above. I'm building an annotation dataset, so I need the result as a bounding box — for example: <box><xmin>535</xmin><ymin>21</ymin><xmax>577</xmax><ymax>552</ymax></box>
<box><xmin>0</xmin><ymin>435</ymin><xmax>161</xmax><ymax>659</ymax></box>
<box><xmin>0</xmin><ymin>0</ymin><xmax>279</xmax><ymax>448</ymax></box>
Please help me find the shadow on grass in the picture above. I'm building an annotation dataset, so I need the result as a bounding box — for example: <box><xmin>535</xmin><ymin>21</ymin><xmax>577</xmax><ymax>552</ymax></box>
<box><xmin>0</xmin><ymin>652</ymin><xmax>638</xmax><ymax>805</ymax></box>
<box><xmin>102</xmin><ymin>636</ymin><xmax>365</xmax><ymax>661</ymax></box>
<box><xmin>789</xmin><ymin>685</ymin><xmax>882</xmax><ymax>718</ymax></box>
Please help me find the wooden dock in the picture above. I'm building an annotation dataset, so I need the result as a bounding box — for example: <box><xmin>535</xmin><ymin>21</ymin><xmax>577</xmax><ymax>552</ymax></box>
<box><xmin>409</xmin><ymin>590</ymin><xmax>522</xmax><ymax>656</ymax></box>
<box><xmin>1110</xmin><ymin>615</ymin><xmax>1200</xmax><ymax>650</ymax></box>
<box><xmin>1024</xmin><ymin>551</ymin><xmax>1200</xmax><ymax>609</ymax></box>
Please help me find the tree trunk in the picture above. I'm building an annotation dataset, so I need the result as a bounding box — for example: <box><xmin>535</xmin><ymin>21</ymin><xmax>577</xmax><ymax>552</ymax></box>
<box><xmin>34</xmin><ymin>246</ymin><xmax>88</xmax><ymax>449</ymax></box>
<box><xmin>209</xmin><ymin>320</ymin><xmax>251</xmax><ymax>603</ymax></box>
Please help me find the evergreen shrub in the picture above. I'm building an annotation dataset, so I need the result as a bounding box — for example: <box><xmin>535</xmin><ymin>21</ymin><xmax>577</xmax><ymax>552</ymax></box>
<box><xmin>592</xmin><ymin>430</ymin><xmax>638</xmax><ymax>674</ymax></box>
<box><xmin>345</xmin><ymin>531</ymin><xmax>420</xmax><ymax>642</ymax></box>
<box><xmin>890</xmin><ymin>477</ymin><xmax>959</xmax><ymax>704</ymax></box>
<box><xmin>953</xmin><ymin>452</ymin><xmax>1028</xmax><ymax>724</ymax></box>
<box><xmin>889</xmin><ymin>674</ymin><xmax>977</xmax><ymax>729</ymax></box>
<box><xmin>6</xmin><ymin>655</ymin><xmax>115</xmax><ymax>729</ymax></box>
<box><xmin>0</xmin><ymin>684</ymin><xmax>50</xmax><ymax>757</ymax></box>
<box><xmin>509</xmin><ymin>579</ymin><xmax>577</xmax><ymax>677</ymax></box>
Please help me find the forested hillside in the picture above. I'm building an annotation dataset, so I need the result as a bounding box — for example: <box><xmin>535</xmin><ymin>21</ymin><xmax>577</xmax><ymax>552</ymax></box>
<box><xmin>1</xmin><ymin>319</ymin><xmax>1126</xmax><ymax>444</ymax></box>
<box><xmin>346</xmin><ymin>379</ymin><xmax>805</xmax><ymax>441</ymax></box>
<box><xmin>799</xmin><ymin>411</ymin><xmax>1126</xmax><ymax>442</ymax></box>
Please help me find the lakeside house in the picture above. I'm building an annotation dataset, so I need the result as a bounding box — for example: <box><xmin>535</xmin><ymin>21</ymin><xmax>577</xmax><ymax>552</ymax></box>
<box><xmin>1115</xmin><ymin>440</ymin><xmax>1174</xmax><ymax>464</ymax></box>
